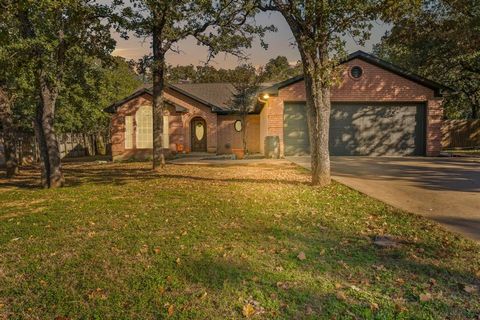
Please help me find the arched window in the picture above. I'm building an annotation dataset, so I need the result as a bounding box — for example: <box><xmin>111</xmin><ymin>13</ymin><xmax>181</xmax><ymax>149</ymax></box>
<box><xmin>136</xmin><ymin>105</ymin><xmax>153</xmax><ymax>148</ymax></box>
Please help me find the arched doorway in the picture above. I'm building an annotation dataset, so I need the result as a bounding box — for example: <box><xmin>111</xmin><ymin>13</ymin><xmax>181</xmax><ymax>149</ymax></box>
<box><xmin>191</xmin><ymin>117</ymin><xmax>207</xmax><ymax>152</ymax></box>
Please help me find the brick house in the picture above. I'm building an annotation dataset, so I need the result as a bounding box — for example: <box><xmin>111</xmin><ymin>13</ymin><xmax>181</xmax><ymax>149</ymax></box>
<box><xmin>106</xmin><ymin>51</ymin><xmax>448</xmax><ymax>160</ymax></box>
<box><xmin>105</xmin><ymin>83</ymin><xmax>261</xmax><ymax>160</ymax></box>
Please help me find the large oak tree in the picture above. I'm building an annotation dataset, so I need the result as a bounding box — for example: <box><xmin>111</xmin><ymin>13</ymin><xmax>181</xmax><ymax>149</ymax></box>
<box><xmin>121</xmin><ymin>0</ymin><xmax>273</xmax><ymax>170</ymax></box>
<box><xmin>257</xmin><ymin>0</ymin><xmax>378</xmax><ymax>186</ymax></box>
<box><xmin>1</xmin><ymin>0</ymin><xmax>120</xmax><ymax>187</ymax></box>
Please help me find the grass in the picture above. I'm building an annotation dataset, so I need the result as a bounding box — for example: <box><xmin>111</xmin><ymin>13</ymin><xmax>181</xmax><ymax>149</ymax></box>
<box><xmin>0</xmin><ymin>161</ymin><xmax>479</xmax><ymax>319</ymax></box>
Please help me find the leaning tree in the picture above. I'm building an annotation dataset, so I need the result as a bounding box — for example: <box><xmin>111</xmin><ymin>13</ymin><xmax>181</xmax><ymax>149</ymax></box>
<box><xmin>121</xmin><ymin>0</ymin><xmax>273</xmax><ymax>170</ymax></box>
<box><xmin>257</xmin><ymin>0</ymin><xmax>380</xmax><ymax>186</ymax></box>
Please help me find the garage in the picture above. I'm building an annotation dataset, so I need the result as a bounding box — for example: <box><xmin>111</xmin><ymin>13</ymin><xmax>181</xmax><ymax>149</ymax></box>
<box><xmin>260</xmin><ymin>51</ymin><xmax>446</xmax><ymax>157</ymax></box>
<box><xmin>283</xmin><ymin>102</ymin><xmax>426</xmax><ymax>156</ymax></box>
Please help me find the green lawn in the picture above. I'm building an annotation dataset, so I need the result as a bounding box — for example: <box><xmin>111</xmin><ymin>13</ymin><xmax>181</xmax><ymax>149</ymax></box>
<box><xmin>0</xmin><ymin>161</ymin><xmax>479</xmax><ymax>319</ymax></box>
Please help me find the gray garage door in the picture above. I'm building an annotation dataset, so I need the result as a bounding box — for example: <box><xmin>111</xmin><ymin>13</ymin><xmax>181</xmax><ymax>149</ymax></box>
<box><xmin>283</xmin><ymin>102</ymin><xmax>426</xmax><ymax>156</ymax></box>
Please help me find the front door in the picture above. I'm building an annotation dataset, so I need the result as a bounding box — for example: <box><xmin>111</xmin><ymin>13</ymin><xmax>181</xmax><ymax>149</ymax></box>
<box><xmin>191</xmin><ymin>117</ymin><xmax>207</xmax><ymax>152</ymax></box>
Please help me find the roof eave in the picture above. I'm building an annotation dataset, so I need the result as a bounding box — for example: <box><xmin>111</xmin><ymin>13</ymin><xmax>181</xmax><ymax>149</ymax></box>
<box><xmin>260</xmin><ymin>51</ymin><xmax>452</xmax><ymax>97</ymax></box>
<box><xmin>103</xmin><ymin>88</ymin><xmax>152</xmax><ymax>113</ymax></box>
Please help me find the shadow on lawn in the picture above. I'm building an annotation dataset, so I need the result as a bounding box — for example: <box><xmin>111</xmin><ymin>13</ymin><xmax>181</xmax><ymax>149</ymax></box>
<box><xmin>170</xmin><ymin>236</ymin><xmax>479</xmax><ymax>317</ymax></box>
<box><xmin>141</xmin><ymin>217</ymin><xmax>480</xmax><ymax>317</ymax></box>
<box><xmin>0</xmin><ymin>163</ymin><xmax>309</xmax><ymax>190</ymax></box>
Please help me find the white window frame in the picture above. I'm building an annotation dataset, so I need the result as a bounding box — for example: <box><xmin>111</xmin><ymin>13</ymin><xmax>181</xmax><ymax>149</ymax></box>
<box><xmin>125</xmin><ymin>115</ymin><xmax>133</xmax><ymax>149</ymax></box>
<box><xmin>163</xmin><ymin>115</ymin><xmax>169</xmax><ymax>149</ymax></box>
<box><xmin>136</xmin><ymin>105</ymin><xmax>153</xmax><ymax>149</ymax></box>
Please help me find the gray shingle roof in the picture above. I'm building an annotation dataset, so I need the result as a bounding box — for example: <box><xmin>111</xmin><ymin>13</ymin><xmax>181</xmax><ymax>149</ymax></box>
<box><xmin>105</xmin><ymin>82</ymin><xmax>273</xmax><ymax>114</ymax></box>
<box><xmin>169</xmin><ymin>83</ymin><xmax>236</xmax><ymax>112</ymax></box>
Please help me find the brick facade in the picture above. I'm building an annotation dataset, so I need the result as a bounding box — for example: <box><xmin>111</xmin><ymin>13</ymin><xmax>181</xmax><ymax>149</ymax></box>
<box><xmin>110</xmin><ymin>56</ymin><xmax>444</xmax><ymax>160</ymax></box>
<box><xmin>217</xmin><ymin>115</ymin><xmax>260</xmax><ymax>154</ymax></box>
<box><xmin>260</xmin><ymin>58</ymin><xmax>443</xmax><ymax>156</ymax></box>
<box><xmin>110</xmin><ymin>88</ymin><xmax>219</xmax><ymax>161</ymax></box>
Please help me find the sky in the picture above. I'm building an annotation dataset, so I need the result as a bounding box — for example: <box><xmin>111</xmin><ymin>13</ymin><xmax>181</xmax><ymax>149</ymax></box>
<box><xmin>111</xmin><ymin>11</ymin><xmax>390</xmax><ymax>69</ymax></box>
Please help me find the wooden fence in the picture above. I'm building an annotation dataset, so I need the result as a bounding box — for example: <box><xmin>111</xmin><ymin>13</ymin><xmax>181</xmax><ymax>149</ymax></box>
<box><xmin>442</xmin><ymin>120</ymin><xmax>480</xmax><ymax>149</ymax></box>
<box><xmin>0</xmin><ymin>132</ymin><xmax>109</xmax><ymax>166</ymax></box>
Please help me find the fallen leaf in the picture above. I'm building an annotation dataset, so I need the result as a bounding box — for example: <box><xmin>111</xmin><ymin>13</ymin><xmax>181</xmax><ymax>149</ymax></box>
<box><xmin>372</xmin><ymin>264</ymin><xmax>386</xmax><ymax>271</ymax></box>
<box><xmin>336</xmin><ymin>291</ymin><xmax>347</xmax><ymax>301</ymax></box>
<box><xmin>154</xmin><ymin>248</ymin><xmax>161</xmax><ymax>254</ymax></box>
<box><xmin>88</xmin><ymin>288</ymin><xmax>108</xmax><ymax>300</ymax></box>
<box><xmin>305</xmin><ymin>305</ymin><xmax>313</xmax><ymax>315</ymax></box>
<box><xmin>297</xmin><ymin>252</ymin><xmax>306</xmax><ymax>261</ymax></box>
<box><xmin>419</xmin><ymin>293</ymin><xmax>432</xmax><ymax>302</ymax></box>
<box><xmin>167</xmin><ymin>304</ymin><xmax>174</xmax><ymax>317</ymax></box>
<box><xmin>242</xmin><ymin>303</ymin><xmax>255</xmax><ymax>317</ymax></box>
<box><xmin>176</xmin><ymin>258</ymin><xmax>181</xmax><ymax>265</ymax></box>
<box><xmin>370</xmin><ymin>302</ymin><xmax>379</xmax><ymax>311</ymax></box>
<box><xmin>463</xmin><ymin>284</ymin><xmax>479</xmax><ymax>294</ymax></box>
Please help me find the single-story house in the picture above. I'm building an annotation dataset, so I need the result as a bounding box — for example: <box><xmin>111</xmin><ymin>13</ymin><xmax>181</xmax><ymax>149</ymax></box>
<box><xmin>105</xmin><ymin>51</ymin><xmax>448</xmax><ymax>160</ymax></box>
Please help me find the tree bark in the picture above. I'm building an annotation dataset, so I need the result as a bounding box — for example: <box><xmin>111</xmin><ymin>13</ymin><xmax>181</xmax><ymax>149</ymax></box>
<box><xmin>34</xmin><ymin>104</ymin><xmax>49</xmax><ymax>188</ymax></box>
<box><xmin>95</xmin><ymin>133</ymin><xmax>106</xmax><ymax>155</ymax></box>
<box><xmin>242</xmin><ymin>113</ymin><xmax>248</xmax><ymax>156</ymax></box>
<box><xmin>303</xmin><ymin>69</ymin><xmax>331</xmax><ymax>187</ymax></box>
<box><xmin>0</xmin><ymin>90</ymin><xmax>19</xmax><ymax>178</ymax></box>
<box><xmin>152</xmin><ymin>28</ymin><xmax>166</xmax><ymax>170</ymax></box>
<box><xmin>471</xmin><ymin>101</ymin><xmax>479</xmax><ymax>119</ymax></box>
<box><xmin>37</xmin><ymin>74</ymin><xmax>64</xmax><ymax>188</ymax></box>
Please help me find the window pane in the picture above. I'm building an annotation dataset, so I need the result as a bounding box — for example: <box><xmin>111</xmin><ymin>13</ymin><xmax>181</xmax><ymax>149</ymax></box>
<box><xmin>125</xmin><ymin>116</ymin><xmax>133</xmax><ymax>149</ymax></box>
<box><xmin>163</xmin><ymin>115</ymin><xmax>169</xmax><ymax>148</ymax></box>
<box><xmin>195</xmin><ymin>122</ymin><xmax>204</xmax><ymax>141</ymax></box>
<box><xmin>136</xmin><ymin>105</ymin><xmax>153</xmax><ymax>149</ymax></box>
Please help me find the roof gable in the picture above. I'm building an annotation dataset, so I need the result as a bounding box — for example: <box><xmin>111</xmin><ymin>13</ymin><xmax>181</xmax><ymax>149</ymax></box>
<box><xmin>105</xmin><ymin>83</ymin><xmax>238</xmax><ymax>114</ymax></box>
<box><xmin>262</xmin><ymin>51</ymin><xmax>450</xmax><ymax>97</ymax></box>
<box><xmin>104</xmin><ymin>87</ymin><xmax>188</xmax><ymax>114</ymax></box>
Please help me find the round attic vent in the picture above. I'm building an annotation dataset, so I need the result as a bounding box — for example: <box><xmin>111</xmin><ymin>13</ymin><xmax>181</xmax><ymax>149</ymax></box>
<box><xmin>350</xmin><ymin>66</ymin><xmax>363</xmax><ymax>79</ymax></box>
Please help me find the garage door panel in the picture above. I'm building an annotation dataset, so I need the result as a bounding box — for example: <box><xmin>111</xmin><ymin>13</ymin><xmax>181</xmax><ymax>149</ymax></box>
<box><xmin>284</xmin><ymin>102</ymin><xmax>425</xmax><ymax>156</ymax></box>
<box><xmin>284</xmin><ymin>103</ymin><xmax>311</xmax><ymax>155</ymax></box>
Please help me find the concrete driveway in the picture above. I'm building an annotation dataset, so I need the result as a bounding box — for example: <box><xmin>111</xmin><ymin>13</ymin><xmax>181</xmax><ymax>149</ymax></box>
<box><xmin>288</xmin><ymin>156</ymin><xmax>480</xmax><ymax>241</ymax></box>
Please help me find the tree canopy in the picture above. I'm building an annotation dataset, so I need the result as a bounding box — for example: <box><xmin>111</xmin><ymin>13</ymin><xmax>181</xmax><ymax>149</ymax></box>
<box><xmin>374</xmin><ymin>0</ymin><xmax>480</xmax><ymax>119</ymax></box>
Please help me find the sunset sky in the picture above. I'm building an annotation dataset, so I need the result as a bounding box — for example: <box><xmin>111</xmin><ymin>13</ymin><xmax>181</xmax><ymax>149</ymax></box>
<box><xmin>111</xmin><ymin>11</ymin><xmax>390</xmax><ymax>69</ymax></box>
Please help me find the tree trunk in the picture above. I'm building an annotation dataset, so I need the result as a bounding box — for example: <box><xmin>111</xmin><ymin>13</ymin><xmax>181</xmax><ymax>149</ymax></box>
<box><xmin>95</xmin><ymin>133</ymin><xmax>106</xmax><ymax>156</ymax></box>
<box><xmin>152</xmin><ymin>28</ymin><xmax>166</xmax><ymax>170</ymax></box>
<box><xmin>34</xmin><ymin>105</ymin><xmax>49</xmax><ymax>188</ymax></box>
<box><xmin>471</xmin><ymin>101</ymin><xmax>479</xmax><ymax>119</ymax></box>
<box><xmin>242</xmin><ymin>113</ymin><xmax>248</xmax><ymax>156</ymax></box>
<box><xmin>0</xmin><ymin>90</ymin><xmax>18</xmax><ymax>178</ymax></box>
<box><xmin>37</xmin><ymin>76</ymin><xmax>64</xmax><ymax>188</ymax></box>
<box><xmin>303</xmin><ymin>71</ymin><xmax>331</xmax><ymax>187</ymax></box>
